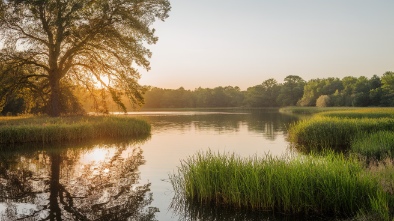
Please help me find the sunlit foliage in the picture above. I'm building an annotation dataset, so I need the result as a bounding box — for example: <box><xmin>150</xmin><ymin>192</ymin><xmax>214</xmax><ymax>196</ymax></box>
<box><xmin>0</xmin><ymin>0</ymin><xmax>170</xmax><ymax>116</ymax></box>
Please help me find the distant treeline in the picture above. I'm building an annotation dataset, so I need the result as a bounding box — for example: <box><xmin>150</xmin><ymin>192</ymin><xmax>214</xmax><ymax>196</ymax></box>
<box><xmin>143</xmin><ymin>72</ymin><xmax>394</xmax><ymax>108</ymax></box>
<box><xmin>2</xmin><ymin>72</ymin><xmax>394</xmax><ymax>115</ymax></box>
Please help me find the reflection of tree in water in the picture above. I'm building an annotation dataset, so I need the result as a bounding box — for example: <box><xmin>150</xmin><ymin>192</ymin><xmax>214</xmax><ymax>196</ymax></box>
<box><xmin>140</xmin><ymin>110</ymin><xmax>298</xmax><ymax>140</ymax></box>
<box><xmin>246</xmin><ymin>111</ymin><xmax>299</xmax><ymax>141</ymax></box>
<box><xmin>171</xmin><ymin>197</ymin><xmax>325</xmax><ymax>221</ymax></box>
<box><xmin>0</xmin><ymin>141</ymin><xmax>158</xmax><ymax>221</ymax></box>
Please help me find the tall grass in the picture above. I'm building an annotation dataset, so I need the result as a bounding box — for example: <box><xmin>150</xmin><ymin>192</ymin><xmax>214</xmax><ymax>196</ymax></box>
<box><xmin>318</xmin><ymin>108</ymin><xmax>394</xmax><ymax>119</ymax></box>
<box><xmin>279</xmin><ymin>107</ymin><xmax>358</xmax><ymax>115</ymax></box>
<box><xmin>0</xmin><ymin>116</ymin><xmax>151</xmax><ymax>144</ymax></box>
<box><xmin>288</xmin><ymin>116</ymin><xmax>394</xmax><ymax>152</ymax></box>
<box><xmin>351</xmin><ymin>131</ymin><xmax>394</xmax><ymax>160</ymax></box>
<box><xmin>170</xmin><ymin>151</ymin><xmax>390</xmax><ymax>219</ymax></box>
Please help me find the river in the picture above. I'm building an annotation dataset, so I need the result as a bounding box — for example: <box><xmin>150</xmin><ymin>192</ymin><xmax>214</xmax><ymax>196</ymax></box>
<box><xmin>0</xmin><ymin>109</ymin><xmax>299</xmax><ymax>221</ymax></box>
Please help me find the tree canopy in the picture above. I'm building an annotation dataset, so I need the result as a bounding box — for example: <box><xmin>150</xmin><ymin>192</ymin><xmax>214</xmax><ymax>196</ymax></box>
<box><xmin>0</xmin><ymin>0</ymin><xmax>170</xmax><ymax>116</ymax></box>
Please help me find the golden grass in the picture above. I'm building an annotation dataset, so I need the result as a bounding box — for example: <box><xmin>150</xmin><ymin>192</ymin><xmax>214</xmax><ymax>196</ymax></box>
<box><xmin>0</xmin><ymin>115</ymin><xmax>151</xmax><ymax>144</ymax></box>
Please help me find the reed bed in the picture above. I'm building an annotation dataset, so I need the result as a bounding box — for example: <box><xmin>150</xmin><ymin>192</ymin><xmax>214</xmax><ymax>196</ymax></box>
<box><xmin>288</xmin><ymin>116</ymin><xmax>394</xmax><ymax>152</ymax></box>
<box><xmin>279</xmin><ymin>107</ymin><xmax>358</xmax><ymax>115</ymax></box>
<box><xmin>351</xmin><ymin>131</ymin><xmax>394</xmax><ymax>160</ymax></box>
<box><xmin>0</xmin><ymin>116</ymin><xmax>151</xmax><ymax>144</ymax></box>
<box><xmin>170</xmin><ymin>151</ymin><xmax>390</xmax><ymax>220</ymax></box>
<box><xmin>318</xmin><ymin>108</ymin><xmax>394</xmax><ymax>119</ymax></box>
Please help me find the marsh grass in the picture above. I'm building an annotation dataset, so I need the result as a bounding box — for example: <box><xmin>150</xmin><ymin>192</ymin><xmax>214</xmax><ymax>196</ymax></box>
<box><xmin>288</xmin><ymin>116</ymin><xmax>394</xmax><ymax>152</ymax></box>
<box><xmin>0</xmin><ymin>116</ymin><xmax>151</xmax><ymax>144</ymax></box>
<box><xmin>170</xmin><ymin>151</ymin><xmax>390</xmax><ymax>219</ymax></box>
<box><xmin>351</xmin><ymin>131</ymin><xmax>394</xmax><ymax>160</ymax></box>
<box><xmin>318</xmin><ymin>108</ymin><xmax>394</xmax><ymax>119</ymax></box>
<box><xmin>279</xmin><ymin>107</ymin><xmax>359</xmax><ymax>115</ymax></box>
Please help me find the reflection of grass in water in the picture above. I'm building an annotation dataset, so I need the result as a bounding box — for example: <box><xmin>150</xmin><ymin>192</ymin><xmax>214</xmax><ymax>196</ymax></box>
<box><xmin>170</xmin><ymin>151</ymin><xmax>390</xmax><ymax>220</ymax></box>
<box><xmin>0</xmin><ymin>116</ymin><xmax>151</xmax><ymax>145</ymax></box>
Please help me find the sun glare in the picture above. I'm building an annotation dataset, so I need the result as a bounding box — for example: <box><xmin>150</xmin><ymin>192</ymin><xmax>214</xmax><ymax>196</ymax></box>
<box><xmin>94</xmin><ymin>75</ymin><xmax>111</xmax><ymax>88</ymax></box>
<box><xmin>80</xmin><ymin>148</ymin><xmax>113</xmax><ymax>163</ymax></box>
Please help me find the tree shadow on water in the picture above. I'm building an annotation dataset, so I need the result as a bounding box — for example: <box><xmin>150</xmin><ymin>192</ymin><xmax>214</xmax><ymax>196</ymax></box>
<box><xmin>0</xmin><ymin>139</ymin><xmax>158</xmax><ymax>221</ymax></box>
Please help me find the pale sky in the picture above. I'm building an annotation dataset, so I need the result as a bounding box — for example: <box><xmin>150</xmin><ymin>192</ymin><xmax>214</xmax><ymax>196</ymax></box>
<box><xmin>139</xmin><ymin>0</ymin><xmax>394</xmax><ymax>90</ymax></box>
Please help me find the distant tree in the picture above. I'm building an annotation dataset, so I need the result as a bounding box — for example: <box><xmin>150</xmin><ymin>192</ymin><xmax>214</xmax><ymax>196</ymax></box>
<box><xmin>298</xmin><ymin>78</ymin><xmax>342</xmax><ymax>106</ymax></box>
<box><xmin>223</xmin><ymin>86</ymin><xmax>244</xmax><ymax>107</ymax></box>
<box><xmin>340</xmin><ymin>76</ymin><xmax>358</xmax><ymax>106</ymax></box>
<box><xmin>0</xmin><ymin>0</ymin><xmax>170</xmax><ymax>116</ymax></box>
<box><xmin>245</xmin><ymin>79</ymin><xmax>280</xmax><ymax>107</ymax></box>
<box><xmin>277</xmin><ymin>75</ymin><xmax>305</xmax><ymax>106</ymax></box>
<box><xmin>245</xmin><ymin>85</ymin><xmax>264</xmax><ymax>107</ymax></box>
<box><xmin>381</xmin><ymin>71</ymin><xmax>394</xmax><ymax>106</ymax></box>
<box><xmin>352</xmin><ymin>76</ymin><xmax>370</xmax><ymax>106</ymax></box>
<box><xmin>297</xmin><ymin>79</ymin><xmax>321</xmax><ymax>106</ymax></box>
<box><xmin>316</xmin><ymin>95</ymin><xmax>331</xmax><ymax>107</ymax></box>
<box><xmin>368</xmin><ymin>75</ymin><xmax>382</xmax><ymax>106</ymax></box>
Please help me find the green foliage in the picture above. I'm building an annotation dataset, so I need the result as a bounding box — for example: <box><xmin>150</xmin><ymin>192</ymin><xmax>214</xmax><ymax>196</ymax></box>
<box><xmin>0</xmin><ymin>116</ymin><xmax>151</xmax><ymax>144</ymax></box>
<box><xmin>170</xmin><ymin>151</ymin><xmax>390</xmax><ymax>219</ymax></box>
<box><xmin>277</xmin><ymin>75</ymin><xmax>305</xmax><ymax>106</ymax></box>
<box><xmin>0</xmin><ymin>0</ymin><xmax>170</xmax><ymax>116</ymax></box>
<box><xmin>381</xmin><ymin>72</ymin><xmax>394</xmax><ymax>106</ymax></box>
<box><xmin>298</xmin><ymin>78</ymin><xmax>343</xmax><ymax>106</ymax></box>
<box><xmin>244</xmin><ymin>78</ymin><xmax>281</xmax><ymax>107</ymax></box>
<box><xmin>143</xmin><ymin>86</ymin><xmax>244</xmax><ymax>108</ymax></box>
<box><xmin>316</xmin><ymin>95</ymin><xmax>331</xmax><ymax>107</ymax></box>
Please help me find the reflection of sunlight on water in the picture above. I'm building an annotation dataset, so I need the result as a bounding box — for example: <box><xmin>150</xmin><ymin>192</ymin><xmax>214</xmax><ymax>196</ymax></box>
<box><xmin>80</xmin><ymin>148</ymin><xmax>114</xmax><ymax>163</ymax></box>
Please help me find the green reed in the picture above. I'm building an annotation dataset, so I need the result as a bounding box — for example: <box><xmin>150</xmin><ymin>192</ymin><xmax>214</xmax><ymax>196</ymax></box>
<box><xmin>351</xmin><ymin>131</ymin><xmax>394</xmax><ymax>160</ymax></box>
<box><xmin>279</xmin><ymin>107</ymin><xmax>358</xmax><ymax>115</ymax></box>
<box><xmin>288</xmin><ymin>116</ymin><xmax>394</xmax><ymax>152</ymax></box>
<box><xmin>318</xmin><ymin>108</ymin><xmax>394</xmax><ymax>119</ymax></box>
<box><xmin>0</xmin><ymin>116</ymin><xmax>151</xmax><ymax>144</ymax></box>
<box><xmin>170</xmin><ymin>151</ymin><xmax>390</xmax><ymax>219</ymax></box>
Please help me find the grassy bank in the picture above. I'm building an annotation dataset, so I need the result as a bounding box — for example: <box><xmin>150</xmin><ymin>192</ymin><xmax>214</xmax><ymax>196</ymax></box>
<box><xmin>0</xmin><ymin>115</ymin><xmax>151</xmax><ymax>144</ymax></box>
<box><xmin>170</xmin><ymin>151</ymin><xmax>390</xmax><ymax>220</ymax></box>
<box><xmin>288</xmin><ymin>116</ymin><xmax>394</xmax><ymax>152</ymax></box>
<box><xmin>279</xmin><ymin>106</ymin><xmax>359</xmax><ymax>115</ymax></box>
<box><xmin>287</xmin><ymin>108</ymin><xmax>394</xmax><ymax>152</ymax></box>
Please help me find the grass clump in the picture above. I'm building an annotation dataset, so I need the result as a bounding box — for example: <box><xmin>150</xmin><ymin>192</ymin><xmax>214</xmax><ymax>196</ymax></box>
<box><xmin>170</xmin><ymin>151</ymin><xmax>390</xmax><ymax>219</ymax></box>
<box><xmin>0</xmin><ymin>116</ymin><xmax>151</xmax><ymax>144</ymax></box>
<box><xmin>351</xmin><ymin>131</ymin><xmax>394</xmax><ymax>160</ymax></box>
<box><xmin>288</xmin><ymin>116</ymin><xmax>394</xmax><ymax>152</ymax></box>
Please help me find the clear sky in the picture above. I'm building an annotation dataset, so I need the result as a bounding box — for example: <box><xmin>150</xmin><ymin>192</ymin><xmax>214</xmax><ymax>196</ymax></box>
<box><xmin>139</xmin><ymin>0</ymin><xmax>394</xmax><ymax>90</ymax></box>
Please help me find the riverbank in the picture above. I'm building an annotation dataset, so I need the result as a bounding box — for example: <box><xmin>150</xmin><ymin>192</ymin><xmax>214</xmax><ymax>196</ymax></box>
<box><xmin>170</xmin><ymin>151</ymin><xmax>390</xmax><ymax>220</ymax></box>
<box><xmin>0</xmin><ymin>115</ymin><xmax>151</xmax><ymax>144</ymax></box>
<box><xmin>170</xmin><ymin>107</ymin><xmax>394</xmax><ymax>220</ymax></box>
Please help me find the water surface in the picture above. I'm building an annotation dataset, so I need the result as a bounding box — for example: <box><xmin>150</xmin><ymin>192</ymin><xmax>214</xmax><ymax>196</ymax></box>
<box><xmin>0</xmin><ymin>109</ymin><xmax>299</xmax><ymax>220</ymax></box>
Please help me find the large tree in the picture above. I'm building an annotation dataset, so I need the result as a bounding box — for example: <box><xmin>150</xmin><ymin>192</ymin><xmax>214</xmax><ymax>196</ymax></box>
<box><xmin>0</xmin><ymin>0</ymin><xmax>170</xmax><ymax>116</ymax></box>
<box><xmin>277</xmin><ymin>75</ymin><xmax>305</xmax><ymax>106</ymax></box>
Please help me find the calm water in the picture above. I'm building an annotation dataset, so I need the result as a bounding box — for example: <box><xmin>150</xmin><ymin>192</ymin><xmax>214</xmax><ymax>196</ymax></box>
<box><xmin>0</xmin><ymin>109</ymin><xmax>300</xmax><ymax>221</ymax></box>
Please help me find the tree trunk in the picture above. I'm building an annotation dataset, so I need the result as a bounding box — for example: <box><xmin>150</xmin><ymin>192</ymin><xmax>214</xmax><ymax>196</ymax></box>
<box><xmin>49</xmin><ymin>77</ymin><xmax>61</xmax><ymax>117</ymax></box>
